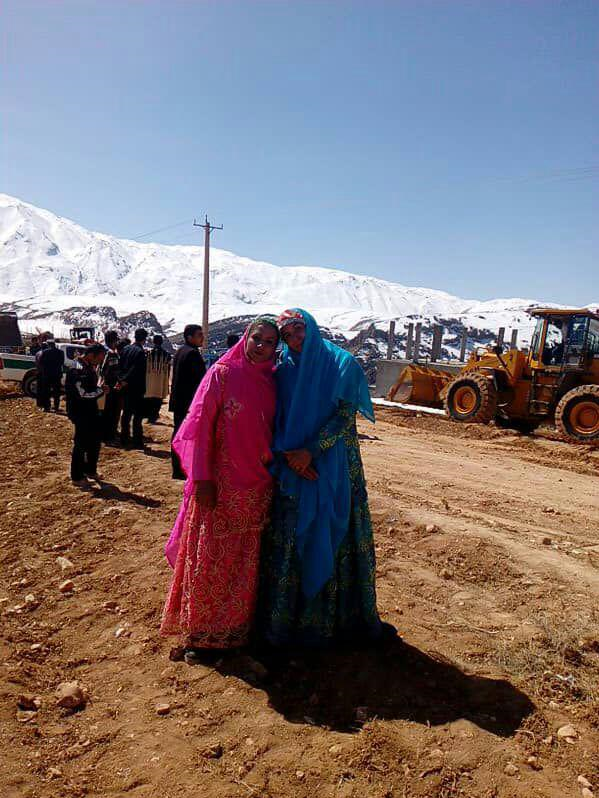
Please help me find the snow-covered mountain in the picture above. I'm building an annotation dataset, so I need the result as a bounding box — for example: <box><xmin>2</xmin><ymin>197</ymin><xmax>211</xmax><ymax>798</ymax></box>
<box><xmin>0</xmin><ymin>193</ymin><xmax>594</xmax><ymax>350</ymax></box>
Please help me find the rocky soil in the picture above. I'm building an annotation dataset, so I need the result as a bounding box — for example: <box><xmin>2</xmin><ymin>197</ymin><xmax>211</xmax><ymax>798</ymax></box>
<box><xmin>1</xmin><ymin>392</ymin><xmax>598</xmax><ymax>798</ymax></box>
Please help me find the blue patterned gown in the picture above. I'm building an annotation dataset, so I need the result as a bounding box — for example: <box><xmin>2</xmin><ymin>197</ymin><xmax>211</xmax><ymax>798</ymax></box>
<box><xmin>257</xmin><ymin>400</ymin><xmax>382</xmax><ymax>647</ymax></box>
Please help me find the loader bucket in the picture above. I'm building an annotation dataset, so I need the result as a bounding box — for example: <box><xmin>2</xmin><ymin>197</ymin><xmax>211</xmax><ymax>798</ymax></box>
<box><xmin>387</xmin><ymin>364</ymin><xmax>453</xmax><ymax>408</ymax></box>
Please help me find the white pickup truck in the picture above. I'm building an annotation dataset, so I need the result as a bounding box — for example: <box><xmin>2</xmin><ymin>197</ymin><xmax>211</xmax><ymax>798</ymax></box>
<box><xmin>0</xmin><ymin>343</ymin><xmax>90</xmax><ymax>398</ymax></box>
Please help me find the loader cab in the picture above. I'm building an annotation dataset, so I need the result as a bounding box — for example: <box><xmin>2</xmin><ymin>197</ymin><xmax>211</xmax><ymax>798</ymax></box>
<box><xmin>528</xmin><ymin>310</ymin><xmax>599</xmax><ymax>371</ymax></box>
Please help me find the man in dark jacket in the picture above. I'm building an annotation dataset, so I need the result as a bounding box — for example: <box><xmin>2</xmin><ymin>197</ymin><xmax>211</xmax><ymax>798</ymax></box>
<box><xmin>100</xmin><ymin>330</ymin><xmax>122</xmax><ymax>444</ymax></box>
<box><xmin>38</xmin><ymin>340</ymin><xmax>65</xmax><ymax>412</ymax></box>
<box><xmin>169</xmin><ymin>324</ymin><xmax>206</xmax><ymax>479</ymax></box>
<box><xmin>119</xmin><ymin>328</ymin><xmax>148</xmax><ymax>449</ymax></box>
<box><xmin>65</xmin><ymin>343</ymin><xmax>107</xmax><ymax>485</ymax></box>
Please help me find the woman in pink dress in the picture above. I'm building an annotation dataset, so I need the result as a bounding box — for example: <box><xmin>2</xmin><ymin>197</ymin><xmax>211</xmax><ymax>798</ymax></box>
<box><xmin>161</xmin><ymin>318</ymin><xmax>279</xmax><ymax>651</ymax></box>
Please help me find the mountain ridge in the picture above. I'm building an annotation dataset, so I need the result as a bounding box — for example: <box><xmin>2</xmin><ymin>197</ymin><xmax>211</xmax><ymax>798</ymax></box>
<box><xmin>1</xmin><ymin>193</ymin><xmax>595</xmax><ymax>352</ymax></box>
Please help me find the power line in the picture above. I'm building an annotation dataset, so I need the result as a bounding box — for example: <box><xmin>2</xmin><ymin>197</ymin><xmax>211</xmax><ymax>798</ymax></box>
<box><xmin>130</xmin><ymin>218</ymin><xmax>194</xmax><ymax>241</ymax></box>
<box><xmin>496</xmin><ymin>165</ymin><xmax>599</xmax><ymax>185</ymax></box>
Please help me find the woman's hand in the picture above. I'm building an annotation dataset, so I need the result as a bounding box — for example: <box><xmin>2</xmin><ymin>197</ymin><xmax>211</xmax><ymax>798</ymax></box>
<box><xmin>194</xmin><ymin>480</ymin><xmax>217</xmax><ymax>509</ymax></box>
<box><xmin>284</xmin><ymin>449</ymin><xmax>312</xmax><ymax>472</ymax></box>
<box><xmin>297</xmin><ymin>464</ymin><xmax>319</xmax><ymax>481</ymax></box>
<box><xmin>285</xmin><ymin>449</ymin><xmax>318</xmax><ymax>481</ymax></box>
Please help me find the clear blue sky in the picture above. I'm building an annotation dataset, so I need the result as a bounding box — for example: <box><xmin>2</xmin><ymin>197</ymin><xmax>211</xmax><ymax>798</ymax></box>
<box><xmin>3</xmin><ymin>0</ymin><xmax>598</xmax><ymax>304</ymax></box>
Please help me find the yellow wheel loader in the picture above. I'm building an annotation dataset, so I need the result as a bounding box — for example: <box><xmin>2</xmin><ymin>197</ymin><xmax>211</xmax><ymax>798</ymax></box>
<box><xmin>387</xmin><ymin>308</ymin><xmax>599</xmax><ymax>443</ymax></box>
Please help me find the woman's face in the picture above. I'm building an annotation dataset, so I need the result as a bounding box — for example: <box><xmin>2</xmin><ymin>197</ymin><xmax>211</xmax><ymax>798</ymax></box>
<box><xmin>246</xmin><ymin>324</ymin><xmax>278</xmax><ymax>363</ymax></box>
<box><xmin>281</xmin><ymin>322</ymin><xmax>306</xmax><ymax>353</ymax></box>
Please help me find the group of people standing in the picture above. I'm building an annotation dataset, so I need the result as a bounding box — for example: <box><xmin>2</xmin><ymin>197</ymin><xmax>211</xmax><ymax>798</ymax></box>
<box><xmin>63</xmin><ymin>327</ymin><xmax>200</xmax><ymax>485</ymax></box>
<box><xmin>161</xmin><ymin>309</ymin><xmax>391</xmax><ymax>652</ymax></box>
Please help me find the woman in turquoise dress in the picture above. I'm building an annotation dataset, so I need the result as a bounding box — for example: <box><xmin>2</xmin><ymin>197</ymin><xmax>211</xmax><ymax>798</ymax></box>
<box><xmin>258</xmin><ymin>308</ymin><xmax>391</xmax><ymax>648</ymax></box>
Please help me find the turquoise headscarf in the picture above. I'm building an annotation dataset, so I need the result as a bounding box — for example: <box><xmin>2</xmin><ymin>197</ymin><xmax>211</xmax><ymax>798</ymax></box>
<box><xmin>272</xmin><ymin>309</ymin><xmax>374</xmax><ymax>598</ymax></box>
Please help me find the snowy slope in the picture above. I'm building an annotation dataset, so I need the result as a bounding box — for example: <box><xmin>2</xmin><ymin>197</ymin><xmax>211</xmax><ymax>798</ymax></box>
<box><xmin>0</xmin><ymin>193</ymin><xmax>591</xmax><ymax>343</ymax></box>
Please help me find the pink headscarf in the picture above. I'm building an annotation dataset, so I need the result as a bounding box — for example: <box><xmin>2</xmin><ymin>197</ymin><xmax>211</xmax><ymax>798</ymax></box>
<box><xmin>165</xmin><ymin>322</ymin><xmax>278</xmax><ymax>567</ymax></box>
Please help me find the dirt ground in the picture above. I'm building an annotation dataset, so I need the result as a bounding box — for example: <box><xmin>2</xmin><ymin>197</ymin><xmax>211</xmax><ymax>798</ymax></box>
<box><xmin>1</xmin><ymin>390</ymin><xmax>598</xmax><ymax>798</ymax></box>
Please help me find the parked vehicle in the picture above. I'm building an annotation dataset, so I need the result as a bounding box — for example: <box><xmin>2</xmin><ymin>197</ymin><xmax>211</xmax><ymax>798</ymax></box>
<box><xmin>0</xmin><ymin>313</ymin><xmax>91</xmax><ymax>398</ymax></box>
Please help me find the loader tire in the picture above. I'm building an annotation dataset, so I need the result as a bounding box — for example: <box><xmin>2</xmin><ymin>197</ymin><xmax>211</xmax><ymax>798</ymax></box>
<box><xmin>445</xmin><ymin>373</ymin><xmax>497</xmax><ymax>424</ymax></box>
<box><xmin>555</xmin><ymin>385</ymin><xmax>599</xmax><ymax>443</ymax></box>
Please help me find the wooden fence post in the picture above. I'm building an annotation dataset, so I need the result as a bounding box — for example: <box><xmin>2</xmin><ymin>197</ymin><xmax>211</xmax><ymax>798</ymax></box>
<box><xmin>386</xmin><ymin>320</ymin><xmax>396</xmax><ymax>360</ymax></box>
<box><xmin>405</xmin><ymin>323</ymin><xmax>414</xmax><ymax>360</ymax></box>
<box><xmin>413</xmin><ymin>323</ymin><xmax>422</xmax><ymax>360</ymax></box>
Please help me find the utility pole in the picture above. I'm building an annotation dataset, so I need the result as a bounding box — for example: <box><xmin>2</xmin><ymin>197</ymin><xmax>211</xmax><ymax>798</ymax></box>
<box><xmin>194</xmin><ymin>215</ymin><xmax>223</xmax><ymax>352</ymax></box>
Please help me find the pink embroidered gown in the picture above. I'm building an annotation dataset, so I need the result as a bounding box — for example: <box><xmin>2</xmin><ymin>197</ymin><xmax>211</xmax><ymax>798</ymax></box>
<box><xmin>161</xmin><ymin>334</ymin><xmax>276</xmax><ymax>648</ymax></box>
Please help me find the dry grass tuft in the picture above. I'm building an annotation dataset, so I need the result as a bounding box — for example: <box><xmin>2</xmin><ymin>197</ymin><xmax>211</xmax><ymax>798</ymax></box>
<box><xmin>492</xmin><ymin>612</ymin><xmax>599</xmax><ymax>704</ymax></box>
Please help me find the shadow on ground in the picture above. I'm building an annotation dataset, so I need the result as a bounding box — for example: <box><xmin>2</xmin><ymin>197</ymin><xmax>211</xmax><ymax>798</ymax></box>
<box><xmin>216</xmin><ymin>637</ymin><xmax>535</xmax><ymax>735</ymax></box>
<box><xmin>90</xmin><ymin>481</ymin><xmax>162</xmax><ymax>508</ymax></box>
<box><xmin>143</xmin><ymin>447</ymin><xmax>171</xmax><ymax>461</ymax></box>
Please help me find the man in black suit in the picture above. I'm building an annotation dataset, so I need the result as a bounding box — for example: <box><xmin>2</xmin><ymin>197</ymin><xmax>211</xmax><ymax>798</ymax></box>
<box><xmin>119</xmin><ymin>328</ymin><xmax>148</xmax><ymax>449</ymax></box>
<box><xmin>65</xmin><ymin>343</ymin><xmax>108</xmax><ymax>485</ymax></box>
<box><xmin>169</xmin><ymin>324</ymin><xmax>206</xmax><ymax>479</ymax></box>
<box><xmin>38</xmin><ymin>340</ymin><xmax>65</xmax><ymax>412</ymax></box>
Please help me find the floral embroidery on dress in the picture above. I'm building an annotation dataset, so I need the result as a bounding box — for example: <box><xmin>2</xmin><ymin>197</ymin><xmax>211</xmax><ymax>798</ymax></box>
<box><xmin>224</xmin><ymin>397</ymin><xmax>242</xmax><ymax>419</ymax></box>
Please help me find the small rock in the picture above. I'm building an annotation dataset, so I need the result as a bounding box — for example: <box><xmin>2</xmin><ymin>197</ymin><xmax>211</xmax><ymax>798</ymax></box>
<box><xmin>296</xmin><ymin>771</ymin><xmax>305</xmax><ymax>781</ymax></box>
<box><xmin>17</xmin><ymin>710</ymin><xmax>38</xmax><ymax>723</ymax></box>
<box><xmin>581</xmin><ymin>789</ymin><xmax>594</xmax><ymax>798</ymax></box>
<box><xmin>45</xmin><ymin>449</ymin><xmax>58</xmax><ymax>457</ymax></box>
<box><xmin>47</xmin><ymin>767</ymin><xmax>62</xmax><ymax>778</ymax></box>
<box><xmin>527</xmin><ymin>755</ymin><xmax>542</xmax><ymax>770</ymax></box>
<box><xmin>30</xmin><ymin>643</ymin><xmax>43</xmax><ymax>651</ymax></box>
<box><xmin>102</xmin><ymin>600</ymin><xmax>118</xmax><ymax>611</ymax></box>
<box><xmin>101</xmin><ymin>507</ymin><xmax>121</xmax><ymax>517</ymax></box>
<box><xmin>114</xmin><ymin>626</ymin><xmax>131</xmax><ymax>638</ymax></box>
<box><xmin>18</xmin><ymin>693</ymin><xmax>41</xmax><ymax>711</ymax></box>
<box><xmin>557</xmin><ymin>724</ymin><xmax>578</xmax><ymax>742</ymax></box>
<box><xmin>440</xmin><ymin>568</ymin><xmax>453</xmax><ymax>580</ymax></box>
<box><xmin>504</xmin><ymin>763</ymin><xmax>519</xmax><ymax>776</ymax></box>
<box><xmin>329</xmin><ymin>744</ymin><xmax>343</xmax><ymax>754</ymax></box>
<box><xmin>59</xmin><ymin>580</ymin><xmax>74</xmax><ymax>594</ymax></box>
<box><xmin>56</xmin><ymin>556</ymin><xmax>74</xmax><ymax>571</ymax></box>
<box><xmin>578</xmin><ymin>776</ymin><xmax>593</xmax><ymax>789</ymax></box>
<box><xmin>55</xmin><ymin>681</ymin><xmax>86</xmax><ymax>711</ymax></box>
<box><xmin>387</xmin><ymin>526</ymin><xmax>397</xmax><ymax>535</ymax></box>
<box><xmin>542</xmin><ymin>735</ymin><xmax>553</xmax><ymax>745</ymax></box>
<box><xmin>24</xmin><ymin>594</ymin><xmax>37</xmax><ymax>607</ymax></box>
<box><xmin>202</xmin><ymin>743</ymin><xmax>223</xmax><ymax>759</ymax></box>
<box><xmin>425</xmin><ymin>524</ymin><xmax>438</xmax><ymax>534</ymax></box>
<box><xmin>155</xmin><ymin>703</ymin><xmax>171</xmax><ymax>716</ymax></box>
<box><xmin>579</xmin><ymin>637</ymin><xmax>599</xmax><ymax>654</ymax></box>
<box><xmin>542</xmin><ymin>537</ymin><xmax>552</xmax><ymax>546</ymax></box>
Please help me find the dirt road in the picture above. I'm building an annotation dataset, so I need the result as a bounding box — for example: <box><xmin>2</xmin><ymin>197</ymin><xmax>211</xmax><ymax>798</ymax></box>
<box><xmin>1</xmin><ymin>394</ymin><xmax>598</xmax><ymax>798</ymax></box>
